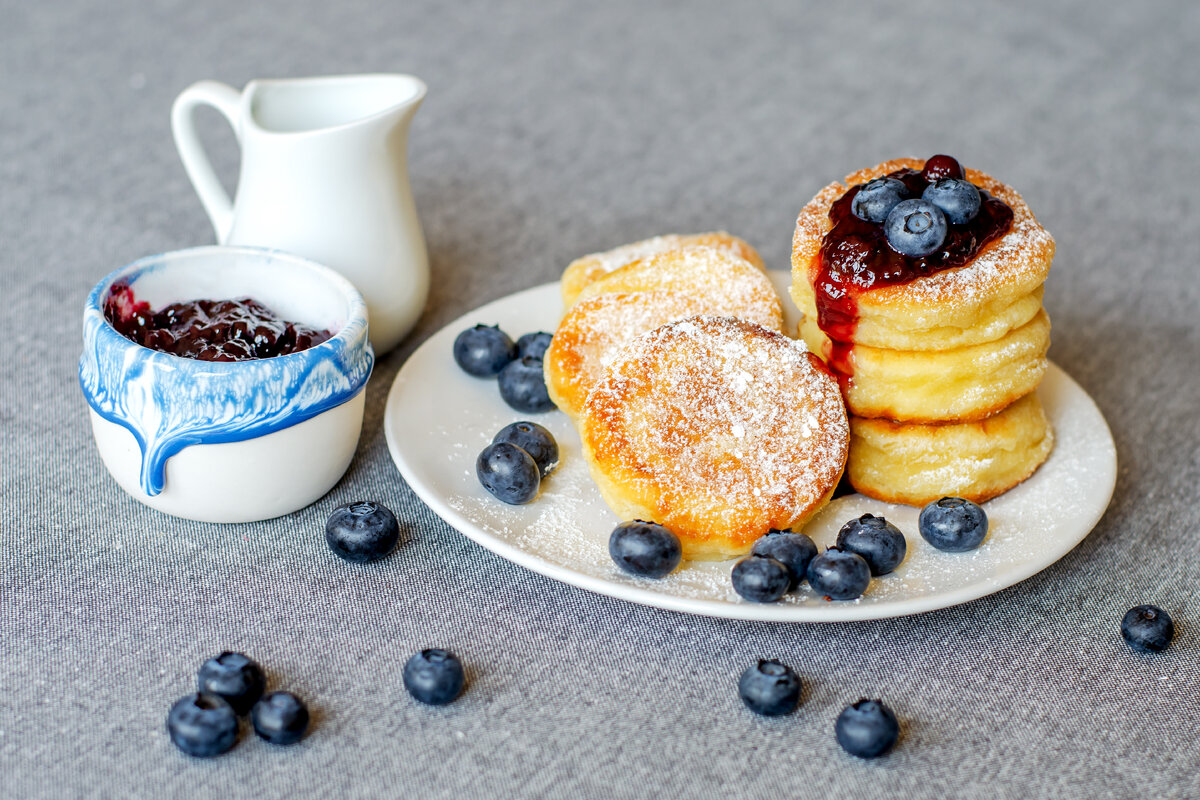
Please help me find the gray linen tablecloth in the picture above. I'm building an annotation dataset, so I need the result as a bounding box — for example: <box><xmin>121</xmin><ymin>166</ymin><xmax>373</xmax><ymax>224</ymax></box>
<box><xmin>3</xmin><ymin>1</ymin><xmax>1198</xmax><ymax>797</ymax></box>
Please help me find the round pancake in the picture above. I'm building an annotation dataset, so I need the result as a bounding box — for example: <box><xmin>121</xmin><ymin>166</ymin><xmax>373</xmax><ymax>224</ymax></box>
<box><xmin>792</xmin><ymin>280</ymin><xmax>1045</xmax><ymax>353</ymax></box>
<box><xmin>572</xmin><ymin>246</ymin><xmax>784</xmax><ymax>334</ymax></box>
<box><xmin>545</xmin><ymin>289</ymin><xmax>781</xmax><ymax>420</ymax></box>
<box><xmin>799</xmin><ymin>309</ymin><xmax>1051</xmax><ymax>423</ymax></box>
<box><xmin>562</xmin><ymin>232</ymin><xmax>764</xmax><ymax>308</ymax></box>
<box><xmin>790</xmin><ymin>158</ymin><xmax>1054</xmax><ymax>340</ymax></box>
<box><xmin>581</xmin><ymin>315</ymin><xmax>848</xmax><ymax>560</ymax></box>
<box><xmin>847</xmin><ymin>392</ymin><xmax>1054</xmax><ymax>507</ymax></box>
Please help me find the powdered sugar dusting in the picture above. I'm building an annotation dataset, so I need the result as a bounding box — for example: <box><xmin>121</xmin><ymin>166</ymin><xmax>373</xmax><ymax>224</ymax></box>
<box><xmin>581</xmin><ymin>315</ymin><xmax>848</xmax><ymax>549</ymax></box>
<box><xmin>546</xmin><ymin>289</ymin><xmax>779</xmax><ymax>418</ymax></box>
<box><xmin>573</xmin><ymin>246</ymin><xmax>783</xmax><ymax>331</ymax></box>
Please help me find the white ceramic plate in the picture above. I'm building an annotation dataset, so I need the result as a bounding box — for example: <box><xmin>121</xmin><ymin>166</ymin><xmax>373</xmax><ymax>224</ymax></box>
<box><xmin>385</xmin><ymin>272</ymin><xmax>1117</xmax><ymax>621</ymax></box>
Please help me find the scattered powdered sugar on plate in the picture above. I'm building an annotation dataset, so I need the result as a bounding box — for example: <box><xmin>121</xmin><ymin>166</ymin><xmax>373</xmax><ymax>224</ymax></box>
<box><xmin>385</xmin><ymin>275</ymin><xmax>1116</xmax><ymax>621</ymax></box>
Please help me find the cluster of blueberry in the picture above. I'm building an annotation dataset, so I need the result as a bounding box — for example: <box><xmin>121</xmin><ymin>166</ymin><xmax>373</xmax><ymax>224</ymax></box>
<box><xmin>606</xmin><ymin>497</ymin><xmax>989</xmax><ymax>606</ymax></box>
<box><xmin>476</xmin><ymin>421</ymin><xmax>559</xmax><ymax>504</ymax></box>
<box><xmin>453</xmin><ymin>324</ymin><xmax>556</xmax><ymax>413</ymax></box>
<box><xmin>731</xmin><ymin>498</ymin><xmax>987</xmax><ymax>603</ymax></box>
<box><xmin>739</xmin><ymin>660</ymin><xmax>899</xmax><ymax>759</ymax></box>
<box><xmin>852</xmin><ymin>162</ymin><xmax>983</xmax><ymax>258</ymax></box>
<box><xmin>166</xmin><ymin>652</ymin><xmax>308</xmax><ymax>757</ymax></box>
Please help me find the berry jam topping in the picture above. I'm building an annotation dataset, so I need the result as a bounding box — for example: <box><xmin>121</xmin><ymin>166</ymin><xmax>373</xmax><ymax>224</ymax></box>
<box><xmin>103</xmin><ymin>283</ymin><xmax>332</xmax><ymax>361</ymax></box>
<box><xmin>814</xmin><ymin>156</ymin><xmax>1014</xmax><ymax>373</ymax></box>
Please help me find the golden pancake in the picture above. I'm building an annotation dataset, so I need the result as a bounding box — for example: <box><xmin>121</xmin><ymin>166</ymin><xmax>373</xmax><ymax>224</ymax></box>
<box><xmin>790</xmin><ymin>158</ymin><xmax>1054</xmax><ymax>341</ymax></box>
<box><xmin>798</xmin><ymin>308</ymin><xmax>1051</xmax><ymax>423</ymax></box>
<box><xmin>572</xmin><ymin>246</ymin><xmax>784</xmax><ymax>334</ymax></box>
<box><xmin>581</xmin><ymin>315</ymin><xmax>848</xmax><ymax>560</ymax></box>
<box><xmin>545</xmin><ymin>289</ymin><xmax>781</xmax><ymax>421</ymax></box>
<box><xmin>792</xmin><ymin>280</ymin><xmax>1045</xmax><ymax>353</ymax></box>
<box><xmin>847</xmin><ymin>392</ymin><xmax>1054</xmax><ymax>507</ymax></box>
<box><xmin>562</xmin><ymin>232</ymin><xmax>764</xmax><ymax>308</ymax></box>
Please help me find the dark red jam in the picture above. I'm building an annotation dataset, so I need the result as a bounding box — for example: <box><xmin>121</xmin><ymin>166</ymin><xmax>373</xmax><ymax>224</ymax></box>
<box><xmin>103</xmin><ymin>283</ymin><xmax>332</xmax><ymax>361</ymax></box>
<box><xmin>814</xmin><ymin>156</ymin><xmax>1013</xmax><ymax>376</ymax></box>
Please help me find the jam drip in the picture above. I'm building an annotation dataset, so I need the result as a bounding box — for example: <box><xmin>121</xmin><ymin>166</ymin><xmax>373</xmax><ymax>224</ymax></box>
<box><xmin>104</xmin><ymin>284</ymin><xmax>332</xmax><ymax>361</ymax></box>
<box><xmin>814</xmin><ymin>161</ymin><xmax>1014</xmax><ymax>372</ymax></box>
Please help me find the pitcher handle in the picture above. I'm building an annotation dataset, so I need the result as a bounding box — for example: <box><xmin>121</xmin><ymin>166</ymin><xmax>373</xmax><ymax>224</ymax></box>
<box><xmin>171</xmin><ymin>80</ymin><xmax>242</xmax><ymax>243</ymax></box>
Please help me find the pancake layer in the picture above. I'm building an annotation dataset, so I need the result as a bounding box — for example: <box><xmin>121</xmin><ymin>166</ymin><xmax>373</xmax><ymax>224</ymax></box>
<box><xmin>847</xmin><ymin>392</ymin><xmax>1054</xmax><ymax>506</ymax></box>
<box><xmin>581</xmin><ymin>316</ymin><xmax>848</xmax><ymax>560</ymax></box>
<box><xmin>562</xmin><ymin>232</ymin><xmax>764</xmax><ymax>307</ymax></box>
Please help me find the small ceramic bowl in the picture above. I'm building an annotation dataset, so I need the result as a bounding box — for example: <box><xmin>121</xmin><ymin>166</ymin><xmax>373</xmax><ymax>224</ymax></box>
<box><xmin>79</xmin><ymin>246</ymin><xmax>374</xmax><ymax>522</ymax></box>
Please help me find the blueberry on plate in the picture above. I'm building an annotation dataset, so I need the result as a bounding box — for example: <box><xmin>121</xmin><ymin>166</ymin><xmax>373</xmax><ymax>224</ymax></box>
<box><xmin>166</xmin><ymin>693</ymin><xmax>239</xmax><ymax>757</ymax></box>
<box><xmin>404</xmin><ymin>649</ymin><xmax>465</xmax><ymax>706</ymax></box>
<box><xmin>920</xmin><ymin>154</ymin><xmax>965</xmax><ymax>182</ymax></box>
<box><xmin>731</xmin><ymin>556</ymin><xmax>791</xmax><ymax>603</ymax></box>
<box><xmin>516</xmin><ymin>331</ymin><xmax>553</xmax><ymax>360</ymax></box>
<box><xmin>498</xmin><ymin>356</ymin><xmax>556</xmax><ymax>413</ymax></box>
<box><xmin>476</xmin><ymin>442</ymin><xmax>540</xmax><ymax>504</ymax></box>
<box><xmin>1121</xmin><ymin>605</ymin><xmax>1174</xmax><ymax>652</ymax></box>
<box><xmin>750</xmin><ymin>530</ymin><xmax>818</xmax><ymax>591</ymax></box>
<box><xmin>918</xmin><ymin>497</ymin><xmax>988</xmax><ymax>552</ymax></box>
<box><xmin>884</xmin><ymin>199</ymin><xmax>948</xmax><ymax>258</ymax></box>
<box><xmin>453</xmin><ymin>324</ymin><xmax>517</xmax><ymax>377</ymax></box>
<box><xmin>835</xmin><ymin>514</ymin><xmax>907</xmax><ymax>576</ymax></box>
<box><xmin>738</xmin><ymin>659</ymin><xmax>802</xmax><ymax>717</ymax></box>
<box><xmin>835</xmin><ymin>698</ymin><xmax>900</xmax><ymax>759</ymax></box>
<box><xmin>492</xmin><ymin>421</ymin><xmax>559</xmax><ymax>477</ymax></box>
<box><xmin>851</xmin><ymin>177</ymin><xmax>911</xmax><ymax>223</ymax></box>
<box><xmin>806</xmin><ymin>548</ymin><xmax>871</xmax><ymax>601</ymax></box>
<box><xmin>325</xmin><ymin>501</ymin><xmax>401</xmax><ymax>563</ymax></box>
<box><xmin>251</xmin><ymin>691</ymin><xmax>310</xmax><ymax>745</ymax></box>
<box><xmin>609</xmin><ymin>520</ymin><xmax>682</xmax><ymax>579</ymax></box>
<box><xmin>922</xmin><ymin>178</ymin><xmax>981</xmax><ymax>224</ymax></box>
<box><xmin>197</xmin><ymin>651</ymin><xmax>266</xmax><ymax>715</ymax></box>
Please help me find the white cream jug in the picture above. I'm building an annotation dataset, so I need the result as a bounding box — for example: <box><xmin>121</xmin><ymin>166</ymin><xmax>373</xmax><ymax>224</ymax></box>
<box><xmin>172</xmin><ymin>74</ymin><xmax>429</xmax><ymax>354</ymax></box>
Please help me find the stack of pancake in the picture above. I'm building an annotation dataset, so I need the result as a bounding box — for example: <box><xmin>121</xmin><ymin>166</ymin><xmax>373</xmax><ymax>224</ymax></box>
<box><xmin>790</xmin><ymin>158</ymin><xmax>1056</xmax><ymax>506</ymax></box>
<box><xmin>545</xmin><ymin>236</ymin><xmax>848</xmax><ymax>559</ymax></box>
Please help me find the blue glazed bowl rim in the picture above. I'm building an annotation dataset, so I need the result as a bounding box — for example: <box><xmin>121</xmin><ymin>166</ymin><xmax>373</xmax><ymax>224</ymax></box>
<box><xmin>82</xmin><ymin>244</ymin><xmax>370</xmax><ymax>368</ymax></box>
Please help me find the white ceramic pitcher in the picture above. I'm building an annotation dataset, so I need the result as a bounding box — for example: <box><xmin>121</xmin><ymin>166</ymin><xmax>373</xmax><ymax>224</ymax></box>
<box><xmin>172</xmin><ymin>74</ymin><xmax>429</xmax><ymax>354</ymax></box>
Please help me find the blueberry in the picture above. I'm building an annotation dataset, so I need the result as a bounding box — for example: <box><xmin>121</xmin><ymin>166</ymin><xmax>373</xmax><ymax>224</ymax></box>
<box><xmin>731</xmin><ymin>556</ymin><xmax>791</xmax><ymax>603</ymax></box>
<box><xmin>403</xmin><ymin>649</ymin><xmax>465</xmax><ymax>705</ymax></box>
<box><xmin>609</xmin><ymin>520</ymin><xmax>682</xmax><ymax>578</ymax></box>
<box><xmin>922</xmin><ymin>178</ymin><xmax>981</xmax><ymax>224</ymax></box>
<box><xmin>516</xmin><ymin>331</ymin><xmax>553</xmax><ymax>360</ymax></box>
<box><xmin>750</xmin><ymin>530</ymin><xmax>818</xmax><ymax>591</ymax></box>
<box><xmin>453</xmin><ymin>324</ymin><xmax>517</xmax><ymax>377</ymax></box>
<box><xmin>493</xmin><ymin>421</ymin><xmax>559</xmax><ymax>477</ymax></box>
<box><xmin>920</xmin><ymin>154</ymin><xmax>965</xmax><ymax>182</ymax></box>
<box><xmin>738</xmin><ymin>659</ymin><xmax>802</xmax><ymax>717</ymax></box>
<box><xmin>835</xmin><ymin>698</ymin><xmax>900</xmax><ymax>759</ymax></box>
<box><xmin>251</xmin><ymin>691</ymin><xmax>310</xmax><ymax>745</ymax></box>
<box><xmin>476</xmin><ymin>442</ymin><xmax>540</xmax><ymax>504</ymax></box>
<box><xmin>166</xmin><ymin>693</ymin><xmax>239</xmax><ymax>757</ymax></box>
<box><xmin>498</xmin><ymin>356</ymin><xmax>556</xmax><ymax>413</ymax></box>
<box><xmin>806</xmin><ymin>548</ymin><xmax>871</xmax><ymax>601</ymax></box>
<box><xmin>918</xmin><ymin>497</ymin><xmax>988</xmax><ymax>552</ymax></box>
<box><xmin>835</xmin><ymin>514</ymin><xmax>907</xmax><ymax>576</ymax></box>
<box><xmin>851</xmin><ymin>177</ymin><xmax>911</xmax><ymax>223</ymax></box>
<box><xmin>325</xmin><ymin>501</ymin><xmax>401</xmax><ymax>563</ymax></box>
<box><xmin>884</xmin><ymin>199</ymin><xmax>947</xmax><ymax>258</ymax></box>
<box><xmin>197</xmin><ymin>651</ymin><xmax>266</xmax><ymax>715</ymax></box>
<box><xmin>1121</xmin><ymin>605</ymin><xmax>1174</xmax><ymax>652</ymax></box>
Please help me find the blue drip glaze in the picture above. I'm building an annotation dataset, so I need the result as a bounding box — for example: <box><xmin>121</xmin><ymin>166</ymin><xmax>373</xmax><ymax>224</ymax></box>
<box><xmin>79</xmin><ymin>257</ymin><xmax>373</xmax><ymax>497</ymax></box>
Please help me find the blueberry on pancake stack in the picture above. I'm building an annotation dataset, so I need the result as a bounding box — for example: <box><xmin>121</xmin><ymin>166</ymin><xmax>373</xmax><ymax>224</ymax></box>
<box><xmin>790</xmin><ymin>156</ymin><xmax>1055</xmax><ymax>506</ymax></box>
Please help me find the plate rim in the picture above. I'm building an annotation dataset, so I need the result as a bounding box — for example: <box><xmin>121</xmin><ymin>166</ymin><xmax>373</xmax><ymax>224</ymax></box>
<box><xmin>384</xmin><ymin>277</ymin><xmax>1118</xmax><ymax>622</ymax></box>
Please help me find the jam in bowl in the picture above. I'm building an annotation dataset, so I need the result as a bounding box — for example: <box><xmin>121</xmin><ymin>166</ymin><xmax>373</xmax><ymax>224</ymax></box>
<box><xmin>79</xmin><ymin>246</ymin><xmax>374</xmax><ymax>522</ymax></box>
